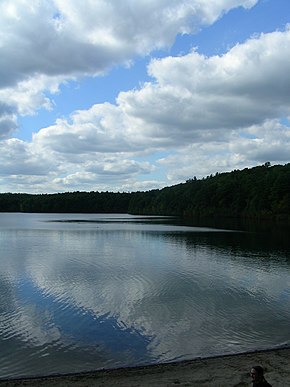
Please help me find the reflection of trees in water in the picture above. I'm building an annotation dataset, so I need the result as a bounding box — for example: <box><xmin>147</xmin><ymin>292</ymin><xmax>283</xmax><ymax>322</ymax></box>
<box><xmin>1</xmin><ymin>213</ymin><xmax>290</xmax><ymax>379</ymax></box>
<box><xmin>156</xmin><ymin>218</ymin><xmax>290</xmax><ymax>266</ymax></box>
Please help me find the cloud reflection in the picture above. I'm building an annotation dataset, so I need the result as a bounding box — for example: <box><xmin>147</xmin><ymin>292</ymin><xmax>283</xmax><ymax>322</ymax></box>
<box><xmin>1</xmin><ymin>214</ymin><xmax>290</xmax><ymax>377</ymax></box>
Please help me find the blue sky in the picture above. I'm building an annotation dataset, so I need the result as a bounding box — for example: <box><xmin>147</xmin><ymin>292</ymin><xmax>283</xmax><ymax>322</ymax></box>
<box><xmin>1</xmin><ymin>0</ymin><xmax>290</xmax><ymax>193</ymax></box>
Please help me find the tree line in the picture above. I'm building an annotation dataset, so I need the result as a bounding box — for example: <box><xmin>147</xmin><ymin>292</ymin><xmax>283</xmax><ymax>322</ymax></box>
<box><xmin>1</xmin><ymin>163</ymin><xmax>290</xmax><ymax>220</ymax></box>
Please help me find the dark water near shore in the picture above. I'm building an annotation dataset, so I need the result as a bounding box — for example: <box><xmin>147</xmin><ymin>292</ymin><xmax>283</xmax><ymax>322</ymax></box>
<box><xmin>0</xmin><ymin>213</ymin><xmax>290</xmax><ymax>379</ymax></box>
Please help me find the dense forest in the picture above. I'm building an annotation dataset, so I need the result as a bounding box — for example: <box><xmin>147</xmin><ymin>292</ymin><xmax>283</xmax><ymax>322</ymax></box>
<box><xmin>1</xmin><ymin>163</ymin><xmax>290</xmax><ymax>220</ymax></box>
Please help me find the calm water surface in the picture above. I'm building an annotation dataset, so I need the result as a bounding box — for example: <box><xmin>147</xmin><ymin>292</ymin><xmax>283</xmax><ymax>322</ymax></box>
<box><xmin>0</xmin><ymin>213</ymin><xmax>290</xmax><ymax>378</ymax></box>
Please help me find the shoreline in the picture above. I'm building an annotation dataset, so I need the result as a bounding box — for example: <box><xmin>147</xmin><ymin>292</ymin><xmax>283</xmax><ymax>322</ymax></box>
<box><xmin>1</xmin><ymin>346</ymin><xmax>290</xmax><ymax>386</ymax></box>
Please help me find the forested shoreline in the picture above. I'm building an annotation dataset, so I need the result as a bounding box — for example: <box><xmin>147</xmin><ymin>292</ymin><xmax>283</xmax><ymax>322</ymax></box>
<box><xmin>1</xmin><ymin>163</ymin><xmax>290</xmax><ymax>220</ymax></box>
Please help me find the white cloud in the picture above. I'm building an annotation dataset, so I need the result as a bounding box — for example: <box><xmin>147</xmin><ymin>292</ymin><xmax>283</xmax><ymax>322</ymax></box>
<box><xmin>0</xmin><ymin>116</ymin><xmax>17</xmax><ymax>139</ymax></box>
<box><xmin>129</xmin><ymin>27</ymin><xmax>290</xmax><ymax>135</ymax></box>
<box><xmin>0</xmin><ymin>0</ymin><xmax>257</xmax><ymax>139</ymax></box>
<box><xmin>53</xmin><ymin>158</ymin><xmax>155</xmax><ymax>189</ymax></box>
<box><xmin>157</xmin><ymin>119</ymin><xmax>290</xmax><ymax>182</ymax></box>
<box><xmin>230</xmin><ymin>120</ymin><xmax>290</xmax><ymax>163</ymax></box>
<box><xmin>34</xmin><ymin>28</ymin><xmax>290</xmax><ymax>152</ymax></box>
<box><xmin>0</xmin><ymin>138</ymin><xmax>53</xmax><ymax>175</ymax></box>
<box><xmin>0</xmin><ymin>135</ymin><xmax>158</xmax><ymax>193</ymax></box>
<box><xmin>2</xmin><ymin>1</ymin><xmax>290</xmax><ymax>193</ymax></box>
<box><xmin>1</xmin><ymin>0</ymin><xmax>258</xmax><ymax>87</ymax></box>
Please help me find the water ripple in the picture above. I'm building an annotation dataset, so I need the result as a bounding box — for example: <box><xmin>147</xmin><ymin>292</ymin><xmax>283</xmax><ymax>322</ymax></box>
<box><xmin>1</xmin><ymin>214</ymin><xmax>290</xmax><ymax>378</ymax></box>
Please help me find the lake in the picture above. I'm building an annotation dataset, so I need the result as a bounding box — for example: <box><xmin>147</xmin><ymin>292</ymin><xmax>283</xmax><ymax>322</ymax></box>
<box><xmin>0</xmin><ymin>213</ymin><xmax>290</xmax><ymax>379</ymax></box>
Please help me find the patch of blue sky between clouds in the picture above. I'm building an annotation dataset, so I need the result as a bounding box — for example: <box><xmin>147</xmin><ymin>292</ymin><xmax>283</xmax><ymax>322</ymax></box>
<box><xmin>171</xmin><ymin>0</ymin><xmax>290</xmax><ymax>57</ymax></box>
<box><xmin>239</xmin><ymin>132</ymin><xmax>257</xmax><ymax>139</ymax></box>
<box><xmin>17</xmin><ymin>57</ymin><xmax>152</xmax><ymax>142</ymax></box>
<box><xmin>280</xmin><ymin>118</ymin><xmax>290</xmax><ymax>127</ymax></box>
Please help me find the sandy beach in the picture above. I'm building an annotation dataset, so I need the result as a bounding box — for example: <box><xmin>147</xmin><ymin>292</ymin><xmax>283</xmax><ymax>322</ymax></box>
<box><xmin>0</xmin><ymin>347</ymin><xmax>289</xmax><ymax>386</ymax></box>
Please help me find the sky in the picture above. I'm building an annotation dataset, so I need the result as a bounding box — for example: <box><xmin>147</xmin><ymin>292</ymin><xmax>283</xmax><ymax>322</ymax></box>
<box><xmin>1</xmin><ymin>0</ymin><xmax>290</xmax><ymax>194</ymax></box>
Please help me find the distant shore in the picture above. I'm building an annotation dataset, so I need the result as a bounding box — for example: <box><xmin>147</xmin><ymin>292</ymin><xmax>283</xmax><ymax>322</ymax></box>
<box><xmin>1</xmin><ymin>346</ymin><xmax>289</xmax><ymax>386</ymax></box>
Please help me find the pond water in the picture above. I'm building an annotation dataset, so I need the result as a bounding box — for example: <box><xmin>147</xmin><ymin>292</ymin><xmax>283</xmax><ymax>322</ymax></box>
<box><xmin>0</xmin><ymin>213</ymin><xmax>290</xmax><ymax>378</ymax></box>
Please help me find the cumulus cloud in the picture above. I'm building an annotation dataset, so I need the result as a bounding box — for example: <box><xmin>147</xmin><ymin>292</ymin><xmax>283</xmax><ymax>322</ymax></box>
<box><xmin>35</xmin><ymin>29</ymin><xmax>290</xmax><ymax>151</ymax></box>
<box><xmin>0</xmin><ymin>117</ymin><xmax>17</xmax><ymax>139</ymax></box>
<box><xmin>53</xmin><ymin>158</ymin><xmax>155</xmax><ymax>189</ymax></box>
<box><xmin>0</xmin><ymin>0</ymin><xmax>257</xmax><ymax>138</ymax></box>
<box><xmin>30</xmin><ymin>27</ymin><xmax>290</xmax><ymax>190</ymax></box>
<box><xmin>0</xmin><ymin>135</ymin><xmax>157</xmax><ymax>193</ymax></box>
<box><xmin>0</xmin><ymin>103</ymin><xmax>17</xmax><ymax>138</ymax></box>
<box><xmin>0</xmin><ymin>138</ymin><xmax>54</xmax><ymax>176</ymax></box>
<box><xmin>2</xmin><ymin>0</ymin><xmax>290</xmax><ymax>193</ymax></box>
<box><xmin>230</xmin><ymin>120</ymin><xmax>290</xmax><ymax>163</ymax></box>
<box><xmin>157</xmin><ymin>119</ymin><xmax>290</xmax><ymax>182</ymax></box>
<box><xmin>1</xmin><ymin>0</ymin><xmax>257</xmax><ymax>87</ymax></box>
<box><xmin>126</xmin><ymin>28</ymin><xmax>290</xmax><ymax>135</ymax></box>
